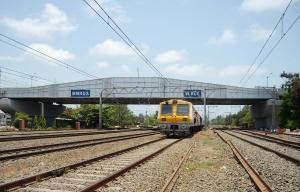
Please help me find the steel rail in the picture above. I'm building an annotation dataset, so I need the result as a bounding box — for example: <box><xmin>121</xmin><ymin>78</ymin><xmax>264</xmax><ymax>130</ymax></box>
<box><xmin>0</xmin><ymin>129</ymin><xmax>104</xmax><ymax>137</ymax></box>
<box><xmin>0</xmin><ymin>128</ymin><xmax>158</xmax><ymax>142</ymax></box>
<box><xmin>0</xmin><ymin>137</ymin><xmax>165</xmax><ymax>191</ymax></box>
<box><xmin>240</xmin><ymin>130</ymin><xmax>300</xmax><ymax>149</ymax></box>
<box><xmin>80</xmin><ymin>139</ymin><xmax>182</xmax><ymax>192</ymax></box>
<box><xmin>283</xmin><ymin>133</ymin><xmax>300</xmax><ymax>138</ymax></box>
<box><xmin>214</xmin><ymin>131</ymin><xmax>272</xmax><ymax>192</ymax></box>
<box><xmin>222</xmin><ymin>130</ymin><xmax>300</xmax><ymax>165</ymax></box>
<box><xmin>0</xmin><ymin>132</ymin><xmax>158</xmax><ymax>161</ymax></box>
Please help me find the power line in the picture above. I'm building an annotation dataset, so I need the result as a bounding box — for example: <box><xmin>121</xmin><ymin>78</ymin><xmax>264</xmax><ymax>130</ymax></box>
<box><xmin>0</xmin><ymin>33</ymin><xmax>99</xmax><ymax>79</ymax></box>
<box><xmin>82</xmin><ymin>0</ymin><xmax>167</xmax><ymax>81</ymax></box>
<box><xmin>0</xmin><ymin>66</ymin><xmax>55</xmax><ymax>84</ymax></box>
<box><xmin>238</xmin><ymin>0</ymin><xmax>294</xmax><ymax>86</ymax></box>
<box><xmin>0</xmin><ymin>78</ymin><xmax>30</xmax><ymax>87</ymax></box>
<box><xmin>242</xmin><ymin>13</ymin><xmax>300</xmax><ymax>85</ymax></box>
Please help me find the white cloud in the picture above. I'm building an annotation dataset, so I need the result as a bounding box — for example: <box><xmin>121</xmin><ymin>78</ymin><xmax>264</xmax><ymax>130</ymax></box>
<box><xmin>240</xmin><ymin>0</ymin><xmax>291</xmax><ymax>13</ymax></box>
<box><xmin>208</xmin><ymin>28</ymin><xmax>237</xmax><ymax>45</ymax></box>
<box><xmin>84</xmin><ymin>0</ymin><xmax>129</xmax><ymax>23</ymax></box>
<box><xmin>90</xmin><ymin>39</ymin><xmax>134</xmax><ymax>57</ymax></box>
<box><xmin>0</xmin><ymin>3</ymin><xmax>76</xmax><ymax>38</ymax></box>
<box><xmin>96</xmin><ymin>61</ymin><xmax>110</xmax><ymax>69</ymax></box>
<box><xmin>247</xmin><ymin>24</ymin><xmax>272</xmax><ymax>41</ymax></box>
<box><xmin>155</xmin><ymin>50</ymin><xmax>186</xmax><ymax>64</ymax></box>
<box><xmin>29</xmin><ymin>43</ymin><xmax>75</xmax><ymax>62</ymax></box>
<box><xmin>164</xmin><ymin>63</ymin><xmax>212</xmax><ymax>76</ymax></box>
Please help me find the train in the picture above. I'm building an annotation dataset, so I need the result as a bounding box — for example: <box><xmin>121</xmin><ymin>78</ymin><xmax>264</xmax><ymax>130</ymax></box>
<box><xmin>157</xmin><ymin>99</ymin><xmax>203</xmax><ymax>137</ymax></box>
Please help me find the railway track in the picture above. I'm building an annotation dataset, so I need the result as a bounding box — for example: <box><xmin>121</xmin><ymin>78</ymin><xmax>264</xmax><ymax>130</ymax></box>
<box><xmin>216</xmin><ymin>130</ymin><xmax>300</xmax><ymax>191</ymax></box>
<box><xmin>0</xmin><ymin>128</ymin><xmax>158</xmax><ymax>142</ymax></box>
<box><xmin>214</xmin><ymin>131</ymin><xmax>272</xmax><ymax>192</ymax></box>
<box><xmin>235</xmin><ymin>130</ymin><xmax>300</xmax><ymax>150</ymax></box>
<box><xmin>0</xmin><ymin>137</ymin><xmax>180</xmax><ymax>192</ymax></box>
<box><xmin>0</xmin><ymin>132</ymin><xmax>158</xmax><ymax>161</ymax></box>
<box><xmin>223</xmin><ymin>130</ymin><xmax>300</xmax><ymax>165</ymax></box>
<box><xmin>160</xmin><ymin>133</ymin><xmax>199</xmax><ymax>192</ymax></box>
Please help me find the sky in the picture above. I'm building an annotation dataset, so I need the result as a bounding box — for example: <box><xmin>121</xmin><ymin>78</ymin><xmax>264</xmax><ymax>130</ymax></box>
<box><xmin>0</xmin><ymin>0</ymin><xmax>299</xmax><ymax>118</ymax></box>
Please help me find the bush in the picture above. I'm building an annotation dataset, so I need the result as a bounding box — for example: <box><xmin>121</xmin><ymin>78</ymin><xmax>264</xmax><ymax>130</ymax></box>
<box><xmin>40</xmin><ymin>116</ymin><xmax>46</xmax><ymax>129</ymax></box>
<box><xmin>33</xmin><ymin>115</ymin><xmax>39</xmax><ymax>129</ymax></box>
<box><xmin>13</xmin><ymin>112</ymin><xmax>32</xmax><ymax>128</ymax></box>
<box><xmin>52</xmin><ymin>119</ymin><xmax>57</xmax><ymax>129</ymax></box>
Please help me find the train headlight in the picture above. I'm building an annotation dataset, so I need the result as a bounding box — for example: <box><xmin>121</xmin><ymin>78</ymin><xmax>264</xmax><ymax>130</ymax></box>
<box><xmin>160</xmin><ymin>124</ymin><xmax>167</xmax><ymax>129</ymax></box>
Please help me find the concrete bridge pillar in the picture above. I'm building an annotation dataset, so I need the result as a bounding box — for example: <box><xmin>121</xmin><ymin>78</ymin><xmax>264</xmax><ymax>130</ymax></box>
<box><xmin>0</xmin><ymin>98</ymin><xmax>65</xmax><ymax>127</ymax></box>
<box><xmin>251</xmin><ymin>99</ymin><xmax>281</xmax><ymax>130</ymax></box>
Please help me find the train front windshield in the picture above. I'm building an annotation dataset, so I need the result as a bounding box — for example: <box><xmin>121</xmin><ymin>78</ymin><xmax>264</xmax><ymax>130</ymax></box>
<box><xmin>161</xmin><ymin>104</ymin><xmax>172</xmax><ymax>115</ymax></box>
<box><xmin>177</xmin><ymin>104</ymin><xmax>189</xmax><ymax>115</ymax></box>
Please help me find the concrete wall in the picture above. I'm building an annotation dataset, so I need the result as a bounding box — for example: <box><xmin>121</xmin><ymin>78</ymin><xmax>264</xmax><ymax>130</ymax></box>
<box><xmin>251</xmin><ymin>99</ymin><xmax>282</xmax><ymax>130</ymax></box>
<box><xmin>0</xmin><ymin>98</ymin><xmax>65</xmax><ymax>127</ymax></box>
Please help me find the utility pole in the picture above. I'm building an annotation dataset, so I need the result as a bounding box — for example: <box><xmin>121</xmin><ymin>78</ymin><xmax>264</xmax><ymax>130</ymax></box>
<box><xmin>208</xmin><ymin>106</ymin><xmax>217</xmax><ymax>127</ymax></box>
<box><xmin>266</xmin><ymin>73</ymin><xmax>272</xmax><ymax>87</ymax></box>
<box><xmin>271</xmin><ymin>86</ymin><xmax>277</xmax><ymax>131</ymax></box>
<box><xmin>203</xmin><ymin>89</ymin><xmax>207</xmax><ymax>128</ymax></box>
<box><xmin>99</xmin><ymin>90</ymin><xmax>104</xmax><ymax>129</ymax></box>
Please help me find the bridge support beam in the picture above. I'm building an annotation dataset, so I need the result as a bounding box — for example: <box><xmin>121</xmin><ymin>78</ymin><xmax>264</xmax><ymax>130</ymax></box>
<box><xmin>251</xmin><ymin>99</ymin><xmax>282</xmax><ymax>130</ymax></box>
<box><xmin>0</xmin><ymin>98</ymin><xmax>65</xmax><ymax>127</ymax></box>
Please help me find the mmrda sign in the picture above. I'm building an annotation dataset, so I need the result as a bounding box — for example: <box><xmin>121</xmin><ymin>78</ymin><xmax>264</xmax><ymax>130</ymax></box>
<box><xmin>183</xmin><ymin>90</ymin><xmax>201</xmax><ymax>98</ymax></box>
<box><xmin>71</xmin><ymin>89</ymin><xmax>91</xmax><ymax>97</ymax></box>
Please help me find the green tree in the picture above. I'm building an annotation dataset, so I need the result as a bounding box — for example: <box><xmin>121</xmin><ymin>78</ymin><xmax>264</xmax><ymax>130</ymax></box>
<box><xmin>33</xmin><ymin>115</ymin><xmax>40</xmax><ymax>129</ymax></box>
<box><xmin>279</xmin><ymin>71</ymin><xmax>300</xmax><ymax>130</ymax></box>
<box><xmin>210</xmin><ymin>106</ymin><xmax>254</xmax><ymax>128</ymax></box>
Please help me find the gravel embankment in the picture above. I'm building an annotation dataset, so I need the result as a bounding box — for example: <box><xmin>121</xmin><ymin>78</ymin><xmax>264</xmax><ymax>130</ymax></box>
<box><xmin>0</xmin><ymin>134</ymin><xmax>162</xmax><ymax>183</ymax></box>
<box><xmin>219</xmin><ymin>131</ymin><xmax>300</xmax><ymax>192</ymax></box>
<box><xmin>0</xmin><ymin>130</ymin><xmax>156</xmax><ymax>150</ymax></box>
<box><xmin>227</xmin><ymin>130</ymin><xmax>300</xmax><ymax>160</ymax></box>
<box><xmin>172</xmin><ymin>130</ymin><xmax>256</xmax><ymax>192</ymax></box>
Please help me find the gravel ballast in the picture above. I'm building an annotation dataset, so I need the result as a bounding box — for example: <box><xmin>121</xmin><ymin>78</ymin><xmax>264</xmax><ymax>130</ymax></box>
<box><xmin>219</xmin><ymin>131</ymin><xmax>300</xmax><ymax>192</ymax></box>
<box><xmin>227</xmin><ymin>130</ymin><xmax>300</xmax><ymax>160</ymax></box>
<box><xmin>0</xmin><ymin>134</ymin><xmax>162</xmax><ymax>183</ymax></box>
<box><xmin>172</xmin><ymin>130</ymin><xmax>256</xmax><ymax>192</ymax></box>
<box><xmin>0</xmin><ymin>130</ymin><xmax>156</xmax><ymax>150</ymax></box>
<box><xmin>97</xmin><ymin>130</ymin><xmax>256</xmax><ymax>192</ymax></box>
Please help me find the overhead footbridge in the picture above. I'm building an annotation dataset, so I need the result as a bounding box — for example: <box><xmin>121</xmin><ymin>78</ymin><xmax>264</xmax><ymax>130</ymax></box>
<box><xmin>0</xmin><ymin>77</ymin><xmax>280</xmax><ymax>129</ymax></box>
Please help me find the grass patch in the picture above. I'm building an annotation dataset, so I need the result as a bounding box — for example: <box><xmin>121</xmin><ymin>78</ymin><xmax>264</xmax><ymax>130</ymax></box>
<box><xmin>185</xmin><ymin>161</ymin><xmax>214</xmax><ymax>171</ymax></box>
<box><xmin>201</xmin><ymin>137</ymin><xmax>213</xmax><ymax>145</ymax></box>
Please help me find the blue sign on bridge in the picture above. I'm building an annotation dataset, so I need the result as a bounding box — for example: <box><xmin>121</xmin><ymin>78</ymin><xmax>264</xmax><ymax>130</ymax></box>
<box><xmin>183</xmin><ymin>90</ymin><xmax>201</xmax><ymax>98</ymax></box>
<box><xmin>71</xmin><ymin>89</ymin><xmax>90</xmax><ymax>97</ymax></box>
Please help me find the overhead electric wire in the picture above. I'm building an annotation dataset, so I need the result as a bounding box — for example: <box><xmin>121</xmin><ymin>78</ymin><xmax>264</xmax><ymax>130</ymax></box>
<box><xmin>1</xmin><ymin>71</ymin><xmax>48</xmax><ymax>82</ymax></box>
<box><xmin>238</xmin><ymin>0</ymin><xmax>294</xmax><ymax>86</ymax></box>
<box><xmin>0</xmin><ymin>33</ymin><xmax>99</xmax><ymax>79</ymax></box>
<box><xmin>0</xmin><ymin>78</ymin><xmax>30</xmax><ymax>87</ymax></box>
<box><xmin>92</xmin><ymin>0</ymin><xmax>165</xmax><ymax>78</ymax></box>
<box><xmin>82</xmin><ymin>0</ymin><xmax>167</xmax><ymax>81</ymax></box>
<box><xmin>242</xmin><ymin>13</ymin><xmax>300</xmax><ymax>85</ymax></box>
<box><xmin>1</xmin><ymin>66</ymin><xmax>55</xmax><ymax>84</ymax></box>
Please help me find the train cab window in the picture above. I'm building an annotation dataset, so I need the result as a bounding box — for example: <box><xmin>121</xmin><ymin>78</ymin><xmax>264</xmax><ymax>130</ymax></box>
<box><xmin>177</xmin><ymin>104</ymin><xmax>189</xmax><ymax>115</ymax></box>
<box><xmin>161</xmin><ymin>104</ymin><xmax>172</xmax><ymax>115</ymax></box>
